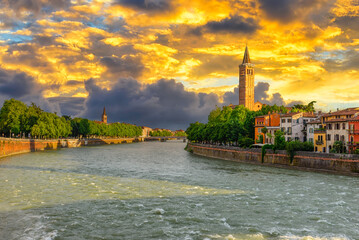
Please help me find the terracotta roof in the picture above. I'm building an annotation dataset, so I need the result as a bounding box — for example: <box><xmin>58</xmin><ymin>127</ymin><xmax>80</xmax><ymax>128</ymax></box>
<box><xmin>307</xmin><ymin>120</ymin><xmax>321</xmax><ymax>124</ymax></box>
<box><xmin>280</xmin><ymin>112</ymin><xmax>301</xmax><ymax>117</ymax></box>
<box><xmin>322</xmin><ymin>108</ymin><xmax>359</xmax><ymax>117</ymax></box>
<box><xmin>302</xmin><ymin>113</ymin><xmax>317</xmax><ymax>118</ymax></box>
<box><xmin>325</xmin><ymin>118</ymin><xmax>349</xmax><ymax>123</ymax></box>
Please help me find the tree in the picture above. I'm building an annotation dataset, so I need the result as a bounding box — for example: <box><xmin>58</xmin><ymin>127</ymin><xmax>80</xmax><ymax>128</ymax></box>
<box><xmin>0</xmin><ymin>99</ymin><xmax>28</xmax><ymax>136</ymax></box>
<box><xmin>332</xmin><ymin>141</ymin><xmax>345</xmax><ymax>153</ymax></box>
<box><xmin>274</xmin><ymin>130</ymin><xmax>286</xmax><ymax>150</ymax></box>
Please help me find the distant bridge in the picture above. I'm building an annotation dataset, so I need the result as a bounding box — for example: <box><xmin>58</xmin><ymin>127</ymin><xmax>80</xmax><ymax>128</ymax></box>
<box><xmin>144</xmin><ymin>136</ymin><xmax>187</xmax><ymax>142</ymax></box>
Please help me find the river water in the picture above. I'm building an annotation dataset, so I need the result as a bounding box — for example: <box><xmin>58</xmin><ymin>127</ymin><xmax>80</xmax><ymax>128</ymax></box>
<box><xmin>0</xmin><ymin>141</ymin><xmax>358</xmax><ymax>240</ymax></box>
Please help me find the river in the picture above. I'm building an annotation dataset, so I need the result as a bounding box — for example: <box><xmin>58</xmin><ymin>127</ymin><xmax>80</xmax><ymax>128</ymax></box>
<box><xmin>0</xmin><ymin>141</ymin><xmax>358</xmax><ymax>240</ymax></box>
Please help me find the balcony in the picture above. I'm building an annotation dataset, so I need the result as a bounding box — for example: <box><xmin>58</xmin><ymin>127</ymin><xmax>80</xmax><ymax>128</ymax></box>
<box><xmin>348</xmin><ymin>130</ymin><xmax>359</xmax><ymax>135</ymax></box>
<box><xmin>347</xmin><ymin>142</ymin><xmax>359</xmax><ymax>146</ymax></box>
<box><xmin>314</xmin><ymin>129</ymin><xmax>326</xmax><ymax>134</ymax></box>
<box><xmin>315</xmin><ymin>140</ymin><xmax>324</xmax><ymax>145</ymax></box>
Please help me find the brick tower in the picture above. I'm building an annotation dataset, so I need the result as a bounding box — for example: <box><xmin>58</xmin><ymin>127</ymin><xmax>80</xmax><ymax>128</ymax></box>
<box><xmin>239</xmin><ymin>46</ymin><xmax>255</xmax><ymax>110</ymax></box>
<box><xmin>102</xmin><ymin>106</ymin><xmax>107</xmax><ymax>124</ymax></box>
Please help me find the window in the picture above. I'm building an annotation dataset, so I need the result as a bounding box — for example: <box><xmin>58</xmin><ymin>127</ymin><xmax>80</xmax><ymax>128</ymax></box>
<box><xmin>281</xmin><ymin>119</ymin><xmax>285</xmax><ymax>123</ymax></box>
<box><xmin>342</xmin><ymin>123</ymin><xmax>346</xmax><ymax>130</ymax></box>
<box><xmin>335</xmin><ymin>134</ymin><xmax>339</xmax><ymax>141</ymax></box>
<box><xmin>288</xmin><ymin>119</ymin><xmax>292</xmax><ymax>123</ymax></box>
<box><xmin>340</xmin><ymin>135</ymin><xmax>345</xmax><ymax>142</ymax></box>
<box><xmin>287</xmin><ymin>137</ymin><xmax>292</xmax><ymax>142</ymax></box>
<box><xmin>309</xmin><ymin>138</ymin><xmax>313</xmax><ymax>143</ymax></box>
<box><xmin>323</xmin><ymin>147</ymin><xmax>326</xmax><ymax>153</ymax></box>
<box><xmin>287</xmin><ymin>127</ymin><xmax>292</xmax><ymax>134</ymax></box>
<box><xmin>296</xmin><ymin>119</ymin><xmax>299</xmax><ymax>123</ymax></box>
<box><xmin>315</xmin><ymin>146</ymin><xmax>318</xmax><ymax>151</ymax></box>
<box><xmin>327</xmin><ymin>134</ymin><xmax>331</xmax><ymax>141</ymax></box>
<box><xmin>309</xmin><ymin>128</ymin><xmax>313</xmax><ymax>133</ymax></box>
<box><xmin>281</xmin><ymin>127</ymin><xmax>285</xmax><ymax>132</ymax></box>
<box><xmin>335</xmin><ymin>123</ymin><xmax>340</xmax><ymax>130</ymax></box>
<box><xmin>295</xmin><ymin>137</ymin><xmax>299</xmax><ymax>141</ymax></box>
<box><xmin>328</xmin><ymin>124</ymin><xmax>332</xmax><ymax>130</ymax></box>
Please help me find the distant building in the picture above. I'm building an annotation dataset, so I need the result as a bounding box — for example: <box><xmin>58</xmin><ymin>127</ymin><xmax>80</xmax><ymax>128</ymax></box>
<box><xmin>141</xmin><ymin>126</ymin><xmax>152</xmax><ymax>137</ymax></box>
<box><xmin>348</xmin><ymin>115</ymin><xmax>359</xmax><ymax>153</ymax></box>
<box><xmin>102</xmin><ymin>107</ymin><xmax>107</xmax><ymax>124</ymax></box>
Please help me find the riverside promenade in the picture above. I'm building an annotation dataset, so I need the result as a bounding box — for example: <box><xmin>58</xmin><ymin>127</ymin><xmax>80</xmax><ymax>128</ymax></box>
<box><xmin>186</xmin><ymin>143</ymin><xmax>359</xmax><ymax>176</ymax></box>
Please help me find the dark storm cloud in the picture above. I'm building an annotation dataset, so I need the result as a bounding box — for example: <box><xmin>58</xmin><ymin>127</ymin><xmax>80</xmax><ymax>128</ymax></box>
<box><xmin>82</xmin><ymin>78</ymin><xmax>219</xmax><ymax>129</ymax></box>
<box><xmin>205</xmin><ymin>16</ymin><xmax>259</xmax><ymax>34</ymax></box>
<box><xmin>47</xmin><ymin>97</ymin><xmax>86</xmax><ymax>117</ymax></box>
<box><xmin>189</xmin><ymin>16</ymin><xmax>260</xmax><ymax>36</ymax></box>
<box><xmin>1</xmin><ymin>0</ymin><xmax>71</xmax><ymax>14</ymax></box>
<box><xmin>0</xmin><ymin>68</ymin><xmax>60</xmax><ymax>113</ymax></box>
<box><xmin>323</xmin><ymin>50</ymin><xmax>359</xmax><ymax>72</ymax></box>
<box><xmin>258</xmin><ymin>0</ymin><xmax>334</xmax><ymax>23</ymax></box>
<box><xmin>222</xmin><ymin>82</ymin><xmax>302</xmax><ymax>106</ymax></box>
<box><xmin>114</xmin><ymin>0</ymin><xmax>172</xmax><ymax>12</ymax></box>
<box><xmin>100</xmin><ymin>56</ymin><xmax>144</xmax><ymax>78</ymax></box>
<box><xmin>0</xmin><ymin>69</ymin><xmax>37</xmax><ymax>98</ymax></box>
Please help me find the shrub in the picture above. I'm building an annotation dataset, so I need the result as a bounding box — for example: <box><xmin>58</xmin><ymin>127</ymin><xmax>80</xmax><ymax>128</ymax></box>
<box><xmin>239</xmin><ymin>137</ymin><xmax>254</xmax><ymax>148</ymax></box>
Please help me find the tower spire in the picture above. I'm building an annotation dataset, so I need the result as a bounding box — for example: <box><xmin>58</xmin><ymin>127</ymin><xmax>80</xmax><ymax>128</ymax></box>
<box><xmin>103</xmin><ymin>106</ymin><xmax>106</xmax><ymax>115</ymax></box>
<box><xmin>242</xmin><ymin>45</ymin><xmax>251</xmax><ymax>64</ymax></box>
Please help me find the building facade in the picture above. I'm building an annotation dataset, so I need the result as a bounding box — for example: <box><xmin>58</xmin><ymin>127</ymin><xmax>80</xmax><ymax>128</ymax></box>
<box><xmin>348</xmin><ymin>115</ymin><xmax>359</xmax><ymax>153</ymax></box>
<box><xmin>254</xmin><ymin>113</ymin><xmax>280</xmax><ymax>144</ymax></box>
<box><xmin>280</xmin><ymin>112</ymin><xmax>317</xmax><ymax>142</ymax></box>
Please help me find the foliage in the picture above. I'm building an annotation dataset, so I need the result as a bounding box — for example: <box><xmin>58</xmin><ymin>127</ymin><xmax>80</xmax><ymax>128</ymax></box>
<box><xmin>273</xmin><ymin>130</ymin><xmax>286</xmax><ymax>151</ymax></box>
<box><xmin>261</xmin><ymin>127</ymin><xmax>268</xmax><ymax>134</ymax></box>
<box><xmin>186</xmin><ymin>104</ymin><xmax>289</xmax><ymax>146</ymax></box>
<box><xmin>0</xmin><ymin>98</ymin><xmax>142</xmax><ymax>139</ymax></box>
<box><xmin>174</xmin><ymin>131</ymin><xmax>187</xmax><ymax>137</ymax></box>
<box><xmin>0</xmin><ymin>99</ymin><xmax>27</xmax><ymax>136</ymax></box>
<box><xmin>286</xmin><ymin>140</ymin><xmax>314</xmax><ymax>163</ymax></box>
<box><xmin>261</xmin><ymin>144</ymin><xmax>273</xmax><ymax>163</ymax></box>
<box><xmin>256</xmin><ymin>134</ymin><xmax>264</xmax><ymax>144</ymax></box>
<box><xmin>150</xmin><ymin>130</ymin><xmax>173</xmax><ymax>137</ymax></box>
<box><xmin>332</xmin><ymin>141</ymin><xmax>346</xmax><ymax>153</ymax></box>
<box><xmin>291</xmin><ymin>101</ymin><xmax>316</xmax><ymax>113</ymax></box>
<box><xmin>354</xmin><ymin>149</ymin><xmax>359</xmax><ymax>154</ymax></box>
<box><xmin>238</xmin><ymin>137</ymin><xmax>254</xmax><ymax>148</ymax></box>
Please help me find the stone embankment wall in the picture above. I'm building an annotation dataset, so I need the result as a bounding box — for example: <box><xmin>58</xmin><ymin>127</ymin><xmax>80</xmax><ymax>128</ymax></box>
<box><xmin>187</xmin><ymin>143</ymin><xmax>359</xmax><ymax>176</ymax></box>
<box><xmin>0</xmin><ymin>137</ymin><xmax>143</xmax><ymax>158</ymax></box>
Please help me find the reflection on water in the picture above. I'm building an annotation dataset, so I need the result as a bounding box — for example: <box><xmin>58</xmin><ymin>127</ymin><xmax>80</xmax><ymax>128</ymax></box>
<box><xmin>0</xmin><ymin>142</ymin><xmax>358</xmax><ymax>240</ymax></box>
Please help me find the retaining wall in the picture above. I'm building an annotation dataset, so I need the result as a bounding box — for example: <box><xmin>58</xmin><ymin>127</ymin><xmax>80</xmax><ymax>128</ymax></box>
<box><xmin>0</xmin><ymin>137</ymin><xmax>143</xmax><ymax>159</ymax></box>
<box><xmin>187</xmin><ymin>143</ymin><xmax>359</xmax><ymax>176</ymax></box>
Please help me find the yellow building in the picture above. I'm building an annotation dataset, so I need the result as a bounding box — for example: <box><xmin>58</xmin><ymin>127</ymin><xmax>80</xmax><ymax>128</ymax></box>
<box><xmin>314</xmin><ymin>130</ymin><xmax>326</xmax><ymax>152</ymax></box>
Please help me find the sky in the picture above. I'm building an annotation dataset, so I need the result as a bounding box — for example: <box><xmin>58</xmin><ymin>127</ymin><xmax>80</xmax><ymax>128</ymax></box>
<box><xmin>0</xmin><ymin>0</ymin><xmax>358</xmax><ymax>129</ymax></box>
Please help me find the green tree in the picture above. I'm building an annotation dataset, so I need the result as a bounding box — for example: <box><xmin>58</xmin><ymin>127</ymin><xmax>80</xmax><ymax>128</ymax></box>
<box><xmin>274</xmin><ymin>130</ymin><xmax>286</xmax><ymax>151</ymax></box>
<box><xmin>0</xmin><ymin>99</ymin><xmax>28</xmax><ymax>136</ymax></box>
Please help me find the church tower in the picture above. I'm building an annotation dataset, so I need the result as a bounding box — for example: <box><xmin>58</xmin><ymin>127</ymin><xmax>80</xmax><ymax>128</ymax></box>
<box><xmin>102</xmin><ymin>107</ymin><xmax>107</xmax><ymax>124</ymax></box>
<box><xmin>239</xmin><ymin>46</ymin><xmax>255</xmax><ymax>110</ymax></box>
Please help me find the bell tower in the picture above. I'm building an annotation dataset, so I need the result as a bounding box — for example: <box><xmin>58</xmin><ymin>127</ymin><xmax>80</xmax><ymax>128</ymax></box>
<box><xmin>239</xmin><ymin>46</ymin><xmax>255</xmax><ymax>110</ymax></box>
<box><xmin>102</xmin><ymin>106</ymin><xmax>107</xmax><ymax>124</ymax></box>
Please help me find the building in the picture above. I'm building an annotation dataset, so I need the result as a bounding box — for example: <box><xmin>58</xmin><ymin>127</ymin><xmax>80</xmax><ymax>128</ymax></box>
<box><xmin>254</xmin><ymin>112</ymin><xmax>281</xmax><ymax>144</ymax></box>
<box><xmin>313</xmin><ymin>108</ymin><xmax>359</xmax><ymax>153</ymax></box>
<box><xmin>280</xmin><ymin>112</ymin><xmax>317</xmax><ymax>142</ymax></box>
<box><xmin>102</xmin><ymin>107</ymin><xmax>107</xmax><ymax>124</ymax></box>
<box><xmin>348</xmin><ymin>115</ymin><xmax>359</xmax><ymax>153</ymax></box>
<box><xmin>306</xmin><ymin>119</ymin><xmax>321</xmax><ymax>143</ymax></box>
<box><xmin>141</xmin><ymin>126</ymin><xmax>152</xmax><ymax>137</ymax></box>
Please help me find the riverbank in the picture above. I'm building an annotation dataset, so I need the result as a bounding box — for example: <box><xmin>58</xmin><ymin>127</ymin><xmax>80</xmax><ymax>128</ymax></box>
<box><xmin>186</xmin><ymin>143</ymin><xmax>359</xmax><ymax>176</ymax></box>
<box><xmin>0</xmin><ymin>137</ymin><xmax>144</xmax><ymax>159</ymax></box>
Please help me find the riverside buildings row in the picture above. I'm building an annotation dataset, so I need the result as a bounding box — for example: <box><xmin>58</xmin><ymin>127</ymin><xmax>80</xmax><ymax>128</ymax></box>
<box><xmin>254</xmin><ymin>108</ymin><xmax>359</xmax><ymax>153</ymax></box>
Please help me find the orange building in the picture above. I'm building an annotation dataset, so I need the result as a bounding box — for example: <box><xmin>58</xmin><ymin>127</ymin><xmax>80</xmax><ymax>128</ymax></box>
<box><xmin>254</xmin><ymin>113</ymin><xmax>281</xmax><ymax>144</ymax></box>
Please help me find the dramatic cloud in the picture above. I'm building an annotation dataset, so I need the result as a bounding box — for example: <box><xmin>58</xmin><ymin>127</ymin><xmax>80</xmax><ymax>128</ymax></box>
<box><xmin>222</xmin><ymin>82</ymin><xmax>303</xmax><ymax>107</ymax></box>
<box><xmin>82</xmin><ymin>78</ymin><xmax>219</xmax><ymax>129</ymax></box>
<box><xmin>0</xmin><ymin>0</ymin><xmax>357</xmax><ymax>117</ymax></box>
<box><xmin>114</xmin><ymin>0</ymin><xmax>173</xmax><ymax>12</ymax></box>
<box><xmin>204</xmin><ymin>16</ymin><xmax>259</xmax><ymax>34</ymax></box>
